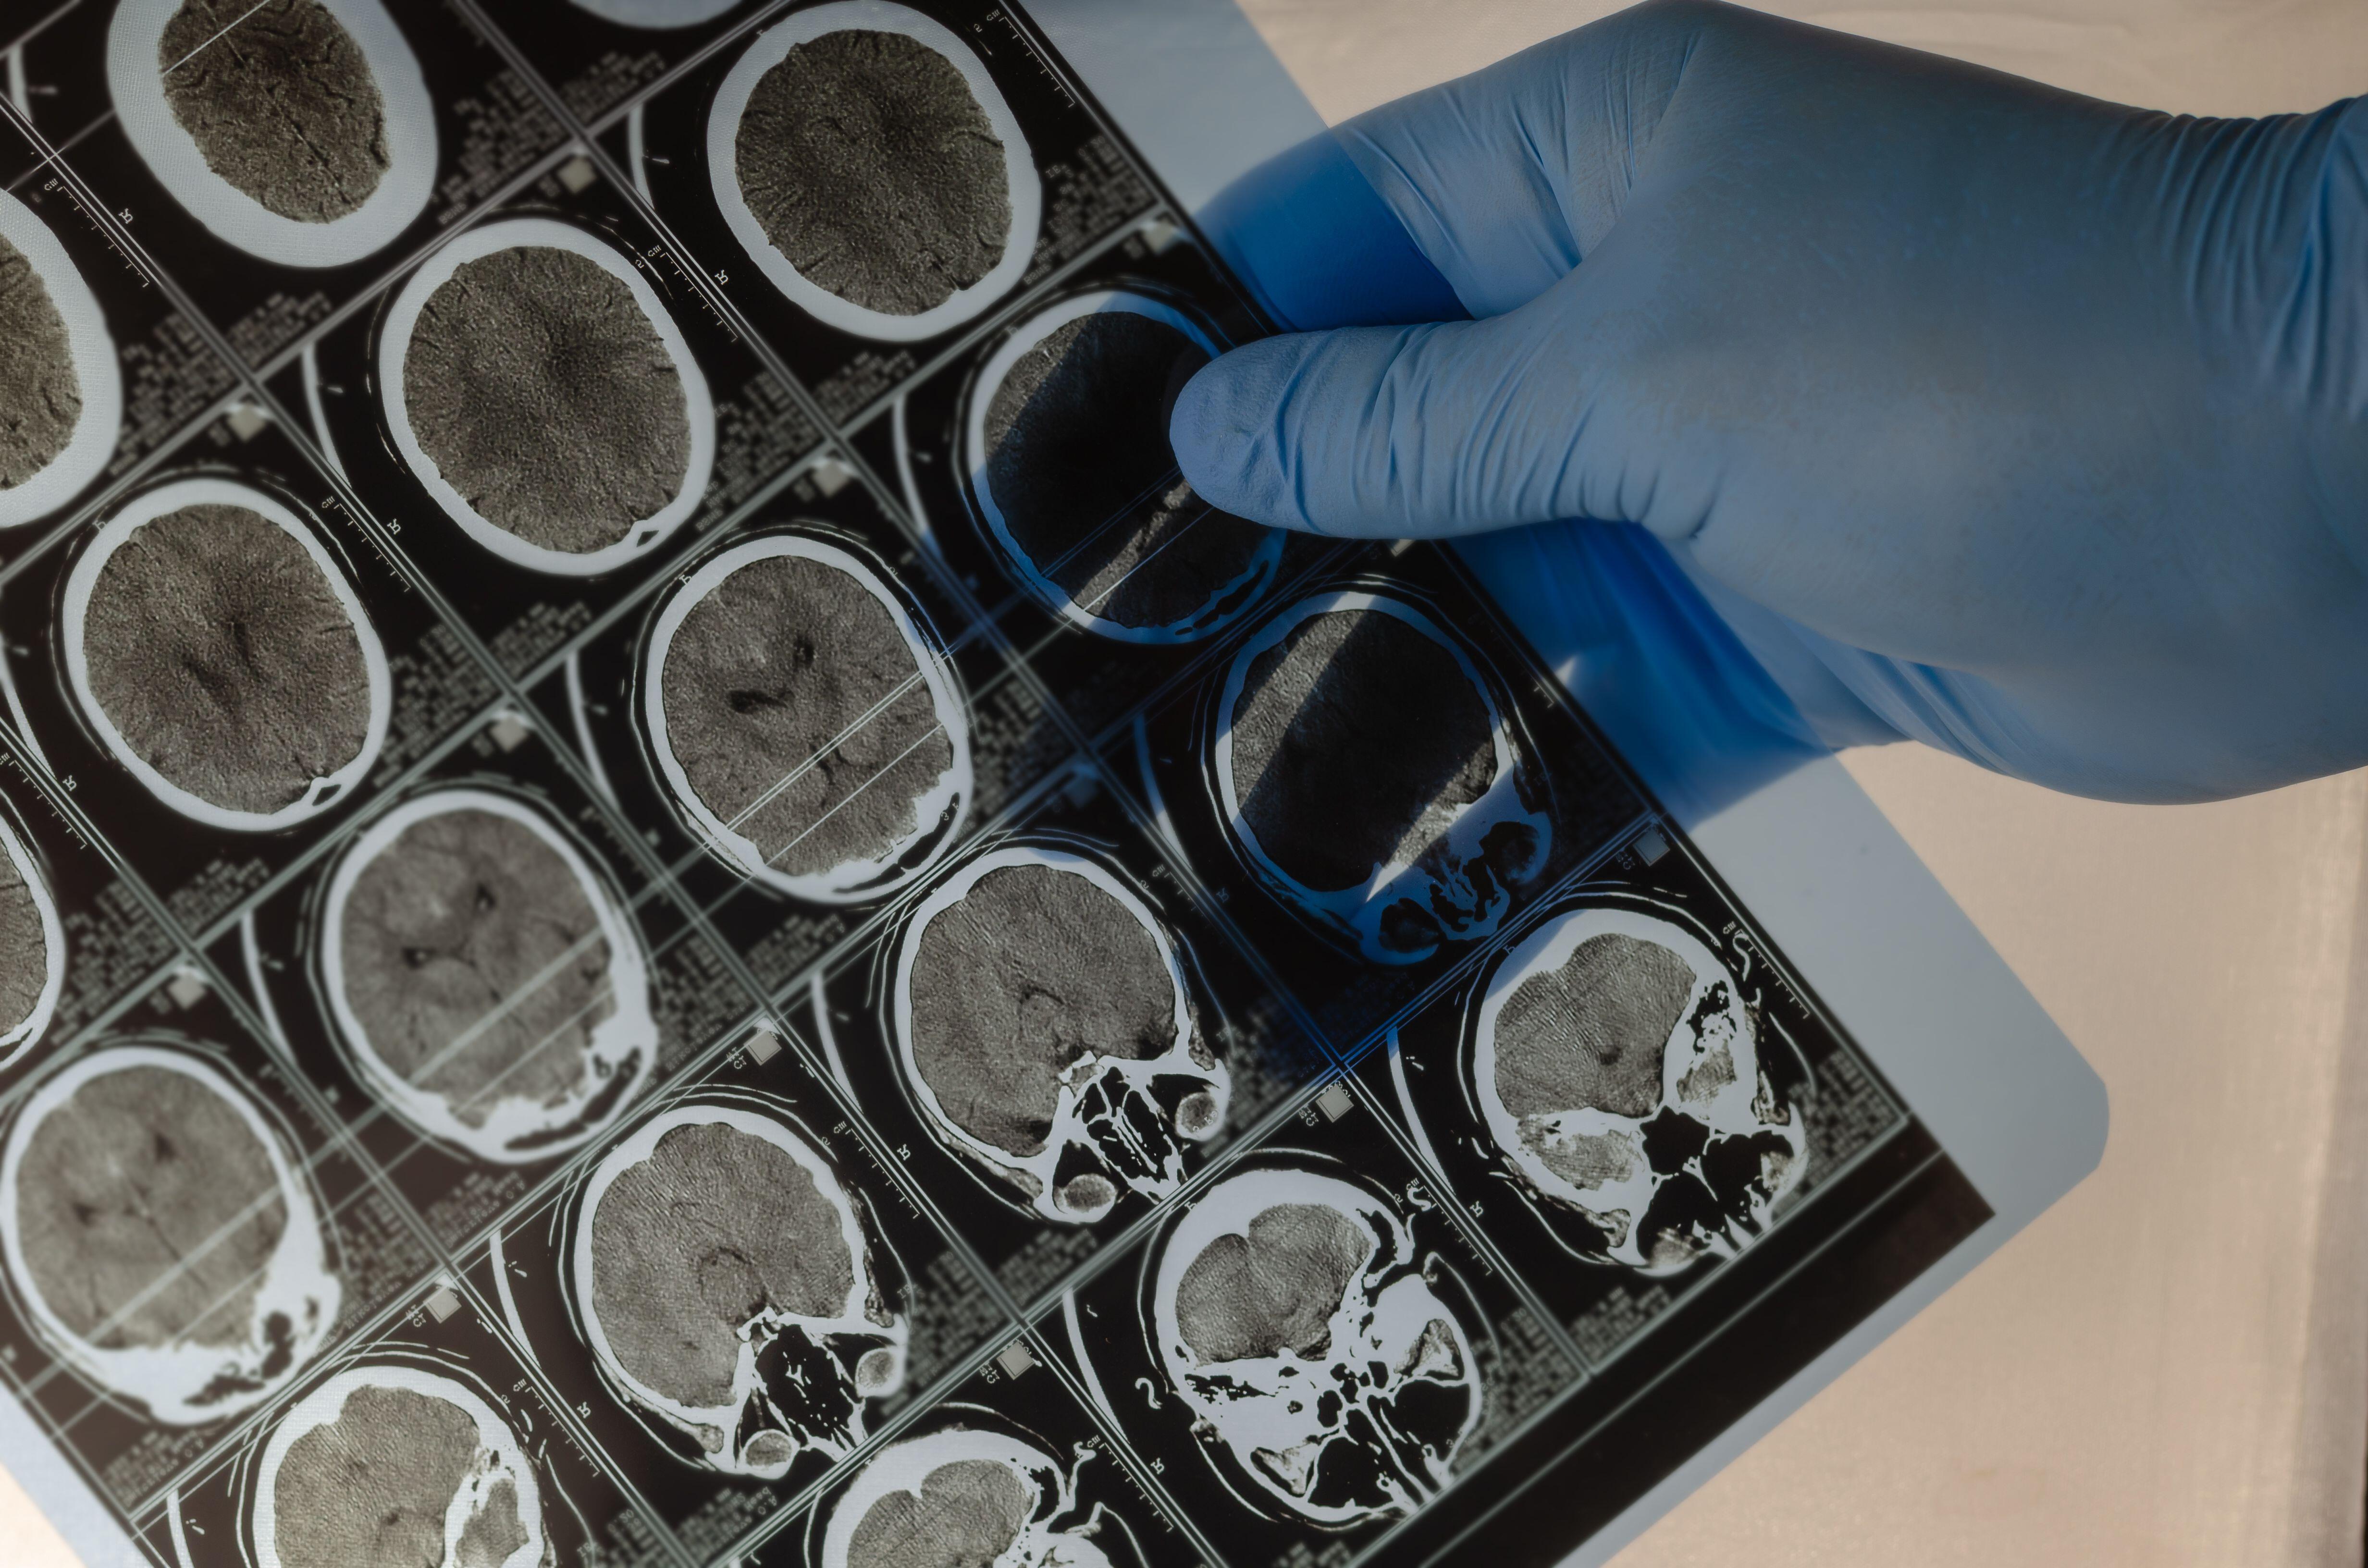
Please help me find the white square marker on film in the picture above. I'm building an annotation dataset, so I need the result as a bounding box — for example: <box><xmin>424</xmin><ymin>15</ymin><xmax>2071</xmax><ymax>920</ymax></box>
<box><xmin>488</xmin><ymin>713</ymin><xmax>530</xmax><ymax>751</ymax></box>
<box><xmin>809</xmin><ymin>456</ymin><xmax>856</xmax><ymax>497</ymax></box>
<box><xmin>425</xmin><ymin>1283</ymin><xmax>462</xmax><ymax>1323</ymax></box>
<box><xmin>1635</xmin><ymin>828</ymin><xmax>1671</xmax><ymax>865</ymax></box>
<box><xmin>745</xmin><ymin>1029</ymin><xmax>783</xmax><ymax>1066</ymax></box>
<box><xmin>1316</xmin><ymin>1082</ymin><xmax>1357</xmax><ymax>1122</ymax></box>
<box><xmin>165</xmin><ymin>970</ymin><xmax>208</xmax><ymax>1010</ymax></box>
<box><xmin>225</xmin><ymin>404</ymin><xmax>268</xmax><ymax>441</ymax></box>
<box><xmin>557</xmin><ymin>155</ymin><xmax>597</xmax><ymax>193</ymax></box>
<box><xmin>995</xmin><ymin>1340</ymin><xmax>1036</xmax><ymax>1380</ymax></box>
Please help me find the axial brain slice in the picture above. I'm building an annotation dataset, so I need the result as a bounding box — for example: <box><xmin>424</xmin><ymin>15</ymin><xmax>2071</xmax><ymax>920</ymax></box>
<box><xmin>1176</xmin><ymin>1202</ymin><xmax>1370</xmax><ymax>1364</ymax></box>
<box><xmin>1233</xmin><ymin>610</ymin><xmax>1493</xmax><ymax>891</ymax></box>
<box><xmin>271</xmin><ymin>1384</ymin><xmax>527</xmax><ymax>1568</ymax></box>
<box><xmin>14</xmin><ymin>1065</ymin><xmax>286</xmax><ymax>1349</ymax></box>
<box><xmin>338</xmin><ymin>808</ymin><xmax>614</xmax><ymax>1126</ymax></box>
<box><xmin>846</xmin><ymin>1459</ymin><xmax>1031</xmax><ymax>1568</ymax></box>
<box><xmin>158</xmin><ymin>0</ymin><xmax>390</xmax><ymax>224</ymax></box>
<box><xmin>906</xmin><ymin>861</ymin><xmax>1174</xmax><ymax>1157</ymax></box>
<box><xmin>0</xmin><ymin>853</ymin><xmax>49</xmax><ymax>1040</ymax></box>
<box><xmin>734</xmin><ymin>30</ymin><xmax>1009</xmax><ymax>315</ymax></box>
<box><xmin>0</xmin><ymin>233</ymin><xmax>82</xmax><ymax>491</ymax></box>
<box><xmin>982</xmin><ymin>313</ymin><xmax>1275</xmax><ymax>632</ymax></box>
<box><xmin>590</xmin><ymin>1120</ymin><xmax>855</xmax><ymax>1409</ymax></box>
<box><xmin>404</xmin><ymin>246</ymin><xmax>692</xmax><ymax>555</ymax></box>
<box><xmin>82</xmin><ymin>502</ymin><xmax>372</xmax><ymax>815</ymax></box>
<box><xmin>1495</xmin><ymin>934</ymin><xmax>1694</xmax><ymax>1124</ymax></box>
<box><xmin>661</xmin><ymin>554</ymin><xmax>951</xmax><ymax>879</ymax></box>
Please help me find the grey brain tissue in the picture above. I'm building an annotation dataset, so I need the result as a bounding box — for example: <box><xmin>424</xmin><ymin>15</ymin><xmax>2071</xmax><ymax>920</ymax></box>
<box><xmin>905</xmin><ymin>860</ymin><xmax>1176</xmax><ymax>1157</ymax></box>
<box><xmin>589</xmin><ymin>1119</ymin><xmax>855</xmax><ymax>1409</ymax></box>
<box><xmin>405</xmin><ymin>246</ymin><xmax>693</xmax><ymax>554</ymax></box>
<box><xmin>1231</xmin><ymin>609</ymin><xmax>1494</xmax><ymax>890</ymax></box>
<box><xmin>1494</xmin><ymin>933</ymin><xmax>1695</xmax><ymax>1125</ymax></box>
<box><xmin>82</xmin><ymin>503</ymin><xmax>372</xmax><ymax>815</ymax></box>
<box><xmin>846</xmin><ymin>1459</ymin><xmax>1032</xmax><ymax>1568</ymax></box>
<box><xmin>338</xmin><ymin>808</ymin><xmax>615</xmax><ymax>1126</ymax></box>
<box><xmin>271</xmin><ymin>1384</ymin><xmax>529</xmax><ymax>1568</ymax></box>
<box><xmin>1174</xmin><ymin>1201</ymin><xmax>1369</xmax><ymax>1363</ymax></box>
<box><xmin>14</xmin><ymin>1065</ymin><xmax>287</xmax><ymax>1350</ymax></box>
<box><xmin>0</xmin><ymin>233</ymin><xmax>83</xmax><ymax>491</ymax></box>
<box><xmin>158</xmin><ymin>0</ymin><xmax>390</xmax><ymax>223</ymax></box>
<box><xmin>983</xmin><ymin>313</ymin><xmax>1275</xmax><ymax>632</ymax></box>
<box><xmin>662</xmin><ymin>554</ymin><xmax>952</xmax><ymax>879</ymax></box>
<box><xmin>734</xmin><ymin>29</ymin><xmax>1009</xmax><ymax>316</ymax></box>
<box><xmin>0</xmin><ymin>852</ymin><xmax>48</xmax><ymax>1041</ymax></box>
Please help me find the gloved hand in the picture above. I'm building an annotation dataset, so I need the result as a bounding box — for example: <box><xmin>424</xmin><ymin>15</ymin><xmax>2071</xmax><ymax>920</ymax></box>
<box><xmin>1171</xmin><ymin>0</ymin><xmax>2368</xmax><ymax>803</ymax></box>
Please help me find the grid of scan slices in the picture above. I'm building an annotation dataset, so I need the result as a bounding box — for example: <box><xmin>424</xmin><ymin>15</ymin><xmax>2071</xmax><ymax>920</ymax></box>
<box><xmin>0</xmin><ymin>3</ymin><xmax>1934</xmax><ymax>1567</ymax></box>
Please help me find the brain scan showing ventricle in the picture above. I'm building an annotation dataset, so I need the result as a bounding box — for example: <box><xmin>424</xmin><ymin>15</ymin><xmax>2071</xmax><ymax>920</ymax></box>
<box><xmin>0</xmin><ymin>1046</ymin><xmax>340</xmax><ymax>1425</ymax></box>
<box><xmin>894</xmin><ymin>845</ymin><xmax>1230</xmax><ymax>1225</ymax></box>
<box><xmin>572</xmin><ymin>1104</ymin><xmax>908</xmax><ymax>1478</ymax></box>
<box><xmin>1150</xmin><ymin>1165</ymin><xmax>1480</xmax><ymax>1528</ymax></box>
<box><xmin>1474</xmin><ymin>907</ymin><xmax>1808</xmax><ymax>1274</ymax></box>
<box><xmin>821</xmin><ymin>1426</ymin><xmax>1142</xmax><ymax>1568</ymax></box>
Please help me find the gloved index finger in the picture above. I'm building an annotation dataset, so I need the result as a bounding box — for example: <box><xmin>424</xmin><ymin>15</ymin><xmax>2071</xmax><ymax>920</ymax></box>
<box><xmin>1338</xmin><ymin>3</ymin><xmax>1696</xmax><ymax>318</ymax></box>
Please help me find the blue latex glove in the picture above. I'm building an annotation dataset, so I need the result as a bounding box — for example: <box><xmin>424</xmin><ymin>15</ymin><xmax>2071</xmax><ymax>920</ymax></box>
<box><xmin>1172</xmin><ymin>0</ymin><xmax>2368</xmax><ymax>803</ymax></box>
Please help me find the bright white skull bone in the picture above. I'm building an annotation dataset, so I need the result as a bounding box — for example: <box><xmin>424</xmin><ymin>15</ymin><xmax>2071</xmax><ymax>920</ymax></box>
<box><xmin>1214</xmin><ymin>592</ymin><xmax>1550</xmax><ymax>965</ymax></box>
<box><xmin>573</xmin><ymin>1105</ymin><xmax>907</xmax><ymax>1478</ymax></box>
<box><xmin>822</xmin><ymin>1426</ymin><xmax>1130</xmax><ymax>1568</ymax></box>
<box><xmin>1473</xmin><ymin>907</ymin><xmax>1808</xmax><ymax>1274</ymax></box>
<box><xmin>1152</xmin><ymin>1166</ymin><xmax>1480</xmax><ymax>1527</ymax></box>
<box><xmin>893</xmin><ymin>845</ymin><xmax>1230</xmax><ymax>1225</ymax></box>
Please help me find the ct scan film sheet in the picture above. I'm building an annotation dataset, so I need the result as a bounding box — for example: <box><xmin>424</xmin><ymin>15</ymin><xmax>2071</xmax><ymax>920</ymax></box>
<box><xmin>0</xmin><ymin>3</ymin><xmax>2100</xmax><ymax>1568</ymax></box>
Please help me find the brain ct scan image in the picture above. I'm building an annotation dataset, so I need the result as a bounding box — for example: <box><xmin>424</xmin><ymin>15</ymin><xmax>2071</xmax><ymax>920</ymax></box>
<box><xmin>565</xmin><ymin>0</ymin><xmax>742</xmax><ymax>25</ymax></box>
<box><xmin>382</xmin><ymin>219</ymin><xmax>717</xmax><ymax>576</ymax></box>
<box><xmin>107</xmin><ymin>0</ymin><xmax>436</xmax><ymax>266</ymax></box>
<box><xmin>0</xmin><ymin>192</ymin><xmax>123</xmax><ymax>531</ymax></box>
<box><xmin>894</xmin><ymin>845</ymin><xmax>1229</xmax><ymax>1225</ymax></box>
<box><xmin>645</xmin><ymin>534</ymin><xmax>971</xmax><ymax>903</ymax></box>
<box><xmin>63</xmin><ymin>478</ymin><xmax>391</xmax><ymax>831</ymax></box>
<box><xmin>820</xmin><ymin>1426</ymin><xmax>1145</xmax><ymax>1568</ymax></box>
<box><xmin>708</xmin><ymin>1</ymin><xmax>1041</xmax><ymax>340</ymax></box>
<box><xmin>253</xmin><ymin>1364</ymin><xmax>550</xmax><ymax>1568</ymax></box>
<box><xmin>321</xmin><ymin>789</ymin><xmax>657</xmax><ymax>1165</ymax></box>
<box><xmin>0</xmin><ymin>815</ymin><xmax>65</xmax><ymax>1072</ymax></box>
<box><xmin>1473</xmin><ymin>906</ymin><xmax>1809</xmax><ymax>1274</ymax></box>
<box><xmin>573</xmin><ymin>1105</ymin><xmax>908</xmax><ymax>1478</ymax></box>
<box><xmin>966</xmin><ymin>291</ymin><xmax>1283</xmax><ymax>644</ymax></box>
<box><xmin>0</xmin><ymin>1046</ymin><xmax>340</xmax><ymax>1424</ymax></box>
<box><xmin>1215</xmin><ymin>592</ymin><xmax>1551</xmax><ymax>965</ymax></box>
<box><xmin>1149</xmin><ymin>1164</ymin><xmax>1480</xmax><ymax>1528</ymax></box>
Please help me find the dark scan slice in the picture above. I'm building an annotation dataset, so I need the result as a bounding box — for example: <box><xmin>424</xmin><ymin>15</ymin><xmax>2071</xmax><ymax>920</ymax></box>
<box><xmin>405</xmin><ymin>246</ymin><xmax>693</xmax><ymax>555</ymax></box>
<box><xmin>0</xmin><ymin>234</ymin><xmax>83</xmax><ymax>491</ymax></box>
<box><xmin>849</xmin><ymin>1459</ymin><xmax>1031</xmax><ymax>1568</ymax></box>
<box><xmin>1494</xmin><ymin>934</ymin><xmax>1691</xmax><ymax>1190</ymax></box>
<box><xmin>1176</xmin><ymin>1202</ymin><xmax>1369</xmax><ymax>1364</ymax></box>
<box><xmin>271</xmin><ymin>1384</ymin><xmax>529</xmax><ymax>1568</ymax></box>
<box><xmin>0</xmin><ymin>851</ymin><xmax>49</xmax><ymax>1040</ymax></box>
<box><xmin>15</xmin><ymin>1065</ymin><xmax>287</xmax><ymax>1349</ymax></box>
<box><xmin>1231</xmin><ymin>610</ymin><xmax>1494</xmax><ymax>891</ymax></box>
<box><xmin>982</xmin><ymin>314</ymin><xmax>1275</xmax><ymax>633</ymax></box>
<box><xmin>590</xmin><ymin>1120</ymin><xmax>854</xmax><ymax>1409</ymax></box>
<box><xmin>734</xmin><ymin>29</ymin><xmax>1009</xmax><ymax>316</ymax></box>
<box><xmin>662</xmin><ymin>554</ymin><xmax>953</xmax><ymax>880</ymax></box>
<box><xmin>158</xmin><ymin>0</ymin><xmax>390</xmax><ymax>223</ymax></box>
<box><xmin>82</xmin><ymin>503</ymin><xmax>372</xmax><ymax>815</ymax></box>
<box><xmin>906</xmin><ymin>862</ymin><xmax>1174</xmax><ymax>1157</ymax></box>
<box><xmin>339</xmin><ymin>808</ymin><xmax>614</xmax><ymax>1127</ymax></box>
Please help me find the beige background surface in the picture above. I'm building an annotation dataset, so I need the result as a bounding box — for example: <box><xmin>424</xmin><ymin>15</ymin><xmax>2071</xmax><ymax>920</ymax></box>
<box><xmin>5</xmin><ymin>3</ymin><xmax>2365</xmax><ymax>1565</ymax></box>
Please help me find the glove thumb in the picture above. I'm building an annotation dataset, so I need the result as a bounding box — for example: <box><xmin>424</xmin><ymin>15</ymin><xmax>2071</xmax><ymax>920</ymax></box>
<box><xmin>1171</xmin><ymin>292</ymin><xmax>1609</xmax><ymax>539</ymax></box>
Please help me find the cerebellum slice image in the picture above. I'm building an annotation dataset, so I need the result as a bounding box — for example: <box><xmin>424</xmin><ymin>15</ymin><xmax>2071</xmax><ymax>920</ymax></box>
<box><xmin>0</xmin><ymin>815</ymin><xmax>65</xmax><ymax>1070</ymax></box>
<box><xmin>1149</xmin><ymin>1165</ymin><xmax>1480</xmax><ymax>1527</ymax></box>
<box><xmin>0</xmin><ymin>1046</ymin><xmax>340</xmax><ymax>1424</ymax></box>
<box><xmin>968</xmin><ymin>294</ymin><xmax>1282</xmax><ymax>643</ymax></box>
<box><xmin>573</xmin><ymin>1106</ymin><xmax>907</xmax><ymax>1478</ymax></box>
<box><xmin>821</xmin><ymin>1428</ymin><xmax>1139</xmax><ymax>1568</ymax></box>
<box><xmin>323</xmin><ymin>790</ymin><xmax>655</xmax><ymax>1164</ymax></box>
<box><xmin>1471</xmin><ymin>907</ymin><xmax>1809</xmax><ymax>1275</ymax></box>
<box><xmin>65</xmin><ymin>479</ymin><xmax>390</xmax><ymax>830</ymax></box>
<box><xmin>255</xmin><ymin>1365</ymin><xmax>548</xmax><ymax>1568</ymax></box>
<box><xmin>157</xmin><ymin>0</ymin><xmax>389</xmax><ymax>223</ymax></box>
<box><xmin>1217</xmin><ymin>593</ymin><xmax>1550</xmax><ymax>964</ymax></box>
<box><xmin>382</xmin><ymin>220</ymin><xmax>716</xmax><ymax>575</ymax></box>
<box><xmin>647</xmin><ymin>536</ymin><xmax>970</xmax><ymax>902</ymax></box>
<box><xmin>709</xmin><ymin>3</ymin><xmax>1040</xmax><ymax>340</ymax></box>
<box><xmin>107</xmin><ymin>0</ymin><xmax>436</xmax><ymax>266</ymax></box>
<box><xmin>895</xmin><ymin>847</ymin><xmax>1228</xmax><ymax>1225</ymax></box>
<box><xmin>0</xmin><ymin>191</ymin><xmax>123</xmax><ymax>530</ymax></box>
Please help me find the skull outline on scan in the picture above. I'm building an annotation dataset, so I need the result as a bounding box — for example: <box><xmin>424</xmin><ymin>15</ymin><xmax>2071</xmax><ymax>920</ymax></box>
<box><xmin>817</xmin><ymin>1420</ymin><xmax>1147</xmax><ymax>1568</ymax></box>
